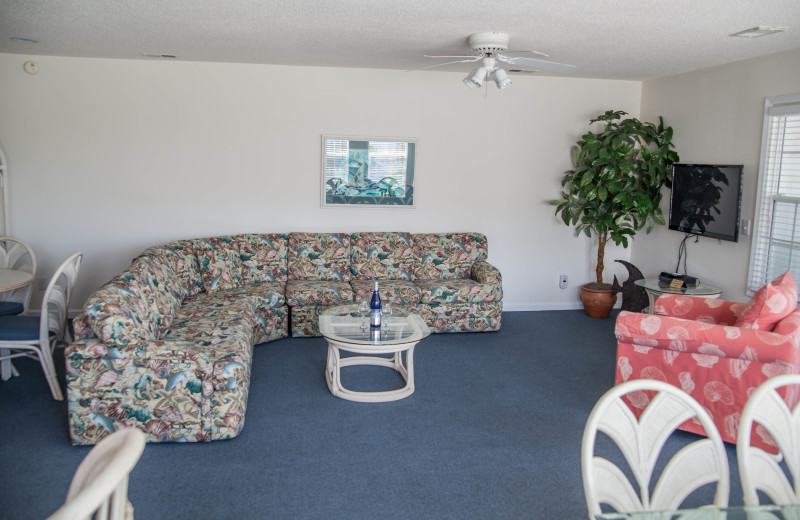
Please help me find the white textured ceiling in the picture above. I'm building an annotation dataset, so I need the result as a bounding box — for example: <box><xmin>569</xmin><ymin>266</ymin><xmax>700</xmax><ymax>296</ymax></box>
<box><xmin>1</xmin><ymin>0</ymin><xmax>799</xmax><ymax>80</ymax></box>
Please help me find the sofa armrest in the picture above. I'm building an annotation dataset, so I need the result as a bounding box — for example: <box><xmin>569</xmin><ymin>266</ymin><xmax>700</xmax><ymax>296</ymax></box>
<box><xmin>654</xmin><ymin>294</ymin><xmax>745</xmax><ymax>325</ymax></box>
<box><xmin>471</xmin><ymin>261</ymin><xmax>502</xmax><ymax>285</ymax></box>
<box><xmin>615</xmin><ymin>310</ymin><xmax>800</xmax><ymax>365</ymax></box>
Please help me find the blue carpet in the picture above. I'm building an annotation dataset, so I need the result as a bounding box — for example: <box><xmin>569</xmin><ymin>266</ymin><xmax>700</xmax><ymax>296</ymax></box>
<box><xmin>0</xmin><ymin>311</ymin><xmax>742</xmax><ymax>519</ymax></box>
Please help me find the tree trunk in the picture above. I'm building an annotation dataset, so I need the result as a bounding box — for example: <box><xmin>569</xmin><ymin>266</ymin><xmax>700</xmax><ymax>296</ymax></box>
<box><xmin>596</xmin><ymin>229</ymin><xmax>607</xmax><ymax>284</ymax></box>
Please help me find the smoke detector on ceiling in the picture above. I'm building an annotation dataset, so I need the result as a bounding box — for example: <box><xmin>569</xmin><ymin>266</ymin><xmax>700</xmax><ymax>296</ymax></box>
<box><xmin>730</xmin><ymin>26</ymin><xmax>788</xmax><ymax>38</ymax></box>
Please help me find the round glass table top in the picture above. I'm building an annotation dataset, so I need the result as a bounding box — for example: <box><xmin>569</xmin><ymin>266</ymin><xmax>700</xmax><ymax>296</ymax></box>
<box><xmin>634</xmin><ymin>278</ymin><xmax>722</xmax><ymax>296</ymax></box>
<box><xmin>319</xmin><ymin>304</ymin><xmax>431</xmax><ymax>346</ymax></box>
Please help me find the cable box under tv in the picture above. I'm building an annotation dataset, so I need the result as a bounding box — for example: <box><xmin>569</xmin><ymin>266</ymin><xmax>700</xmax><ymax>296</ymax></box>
<box><xmin>658</xmin><ymin>272</ymin><xmax>698</xmax><ymax>287</ymax></box>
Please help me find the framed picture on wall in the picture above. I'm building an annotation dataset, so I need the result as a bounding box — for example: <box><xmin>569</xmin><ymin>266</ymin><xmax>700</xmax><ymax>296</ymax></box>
<box><xmin>321</xmin><ymin>135</ymin><xmax>417</xmax><ymax>208</ymax></box>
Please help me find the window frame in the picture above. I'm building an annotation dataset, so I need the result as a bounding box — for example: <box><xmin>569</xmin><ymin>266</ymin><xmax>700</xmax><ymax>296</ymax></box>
<box><xmin>747</xmin><ymin>93</ymin><xmax>800</xmax><ymax>296</ymax></box>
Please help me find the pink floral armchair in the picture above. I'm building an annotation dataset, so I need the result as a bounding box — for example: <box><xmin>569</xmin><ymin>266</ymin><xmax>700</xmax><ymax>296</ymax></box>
<box><xmin>614</xmin><ymin>291</ymin><xmax>800</xmax><ymax>452</ymax></box>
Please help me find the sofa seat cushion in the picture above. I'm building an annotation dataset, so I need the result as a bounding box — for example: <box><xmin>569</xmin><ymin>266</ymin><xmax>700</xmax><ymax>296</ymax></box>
<box><xmin>415</xmin><ymin>279</ymin><xmax>502</xmax><ymax>304</ymax></box>
<box><xmin>186</xmin><ymin>283</ymin><xmax>286</xmax><ymax>311</ymax></box>
<box><xmin>285</xmin><ymin>280</ymin><xmax>354</xmax><ymax>306</ymax></box>
<box><xmin>350</xmin><ymin>232</ymin><xmax>414</xmax><ymax>280</ymax></box>
<box><xmin>413</xmin><ymin>233</ymin><xmax>488</xmax><ymax>280</ymax></box>
<box><xmin>166</xmin><ymin>301</ymin><xmax>256</xmax><ymax>352</ymax></box>
<box><xmin>350</xmin><ymin>280</ymin><xmax>421</xmax><ymax>305</ymax></box>
<box><xmin>287</xmin><ymin>233</ymin><xmax>351</xmax><ymax>281</ymax></box>
<box><xmin>195</xmin><ymin>236</ymin><xmax>243</xmax><ymax>292</ymax></box>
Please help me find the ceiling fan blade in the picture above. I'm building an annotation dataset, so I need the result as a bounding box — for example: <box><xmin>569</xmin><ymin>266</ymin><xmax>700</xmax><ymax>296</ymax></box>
<box><xmin>416</xmin><ymin>56</ymin><xmax>484</xmax><ymax>70</ymax></box>
<box><xmin>499</xmin><ymin>50</ymin><xmax>550</xmax><ymax>59</ymax></box>
<box><xmin>423</xmin><ymin>54</ymin><xmax>483</xmax><ymax>59</ymax></box>
<box><xmin>501</xmin><ymin>56</ymin><xmax>577</xmax><ymax>74</ymax></box>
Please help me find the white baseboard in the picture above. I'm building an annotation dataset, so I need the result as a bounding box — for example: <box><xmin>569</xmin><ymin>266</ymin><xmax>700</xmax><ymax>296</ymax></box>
<box><xmin>503</xmin><ymin>302</ymin><xmax>585</xmax><ymax>311</ymax></box>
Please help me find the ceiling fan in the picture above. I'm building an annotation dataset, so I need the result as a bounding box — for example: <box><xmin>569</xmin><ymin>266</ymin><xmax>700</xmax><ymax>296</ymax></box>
<box><xmin>424</xmin><ymin>32</ymin><xmax>577</xmax><ymax>90</ymax></box>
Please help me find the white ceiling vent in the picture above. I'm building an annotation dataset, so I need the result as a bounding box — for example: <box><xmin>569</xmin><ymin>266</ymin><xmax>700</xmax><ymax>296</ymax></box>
<box><xmin>730</xmin><ymin>26</ymin><xmax>788</xmax><ymax>38</ymax></box>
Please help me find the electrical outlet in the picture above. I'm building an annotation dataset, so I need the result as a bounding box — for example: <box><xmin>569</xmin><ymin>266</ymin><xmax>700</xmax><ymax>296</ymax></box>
<box><xmin>37</xmin><ymin>277</ymin><xmax>47</xmax><ymax>291</ymax></box>
<box><xmin>559</xmin><ymin>274</ymin><xmax>568</xmax><ymax>289</ymax></box>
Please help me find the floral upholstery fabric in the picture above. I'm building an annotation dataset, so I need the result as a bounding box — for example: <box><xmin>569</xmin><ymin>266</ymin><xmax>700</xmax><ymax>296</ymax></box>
<box><xmin>195</xmin><ymin>236</ymin><xmax>243</xmax><ymax>293</ymax></box>
<box><xmin>139</xmin><ymin>240</ymin><xmax>204</xmax><ymax>298</ymax></box>
<box><xmin>83</xmin><ymin>274</ymin><xmax>161</xmax><ymax>347</ymax></box>
<box><xmin>287</xmin><ymin>233</ymin><xmax>351</xmax><ymax>282</ymax></box>
<box><xmin>350</xmin><ymin>280</ymin><xmax>421</xmax><ymax>305</ymax></box>
<box><xmin>735</xmin><ymin>271</ymin><xmax>797</xmax><ymax>331</ymax></box>
<box><xmin>413</xmin><ymin>233</ymin><xmax>488</xmax><ymax>280</ymax></box>
<box><xmin>66</xmin><ymin>336</ymin><xmax>253</xmax><ymax>444</ymax></box>
<box><xmin>350</xmin><ymin>232</ymin><xmax>414</xmax><ymax>280</ymax></box>
<box><xmin>68</xmin><ymin>230</ymin><xmax>502</xmax><ymax>443</ymax></box>
<box><xmin>129</xmin><ymin>257</ymin><xmax>184</xmax><ymax>333</ymax></box>
<box><xmin>285</xmin><ymin>280</ymin><xmax>353</xmax><ymax>306</ymax></box>
<box><xmin>290</xmin><ymin>305</ymin><xmax>324</xmax><ymax>337</ymax></box>
<box><xmin>415</xmin><ymin>279</ymin><xmax>501</xmax><ymax>304</ymax></box>
<box><xmin>615</xmin><ymin>295</ymin><xmax>800</xmax><ymax>453</ymax></box>
<box><xmin>183</xmin><ymin>284</ymin><xmax>288</xmax><ymax>344</ymax></box>
<box><xmin>415</xmin><ymin>301</ymin><xmax>503</xmax><ymax>333</ymax></box>
<box><xmin>236</xmin><ymin>233</ymin><xmax>289</xmax><ymax>284</ymax></box>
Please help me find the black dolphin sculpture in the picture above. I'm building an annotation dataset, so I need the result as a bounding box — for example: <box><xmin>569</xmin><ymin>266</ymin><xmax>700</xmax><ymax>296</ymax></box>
<box><xmin>612</xmin><ymin>260</ymin><xmax>648</xmax><ymax>312</ymax></box>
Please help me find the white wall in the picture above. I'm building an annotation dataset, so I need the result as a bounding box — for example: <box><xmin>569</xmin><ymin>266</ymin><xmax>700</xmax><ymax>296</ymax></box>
<box><xmin>0</xmin><ymin>53</ymin><xmax>642</xmax><ymax>311</ymax></box>
<box><xmin>635</xmin><ymin>48</ymin><xmax>800</xmax><ymax>302</ymax></box>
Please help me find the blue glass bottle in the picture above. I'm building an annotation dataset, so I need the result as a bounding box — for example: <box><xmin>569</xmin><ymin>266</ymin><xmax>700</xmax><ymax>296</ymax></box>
<box><xmin>370</xmin><ymin>281</ymin><xmax>381</xmax><ymax>329</ymax></box>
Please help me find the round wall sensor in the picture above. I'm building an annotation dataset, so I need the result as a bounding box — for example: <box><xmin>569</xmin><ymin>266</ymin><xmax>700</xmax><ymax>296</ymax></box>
<box><xmin>23</xmin><ymin>60</ymin><xmax>39</xmax><ymax>75</ymax></box>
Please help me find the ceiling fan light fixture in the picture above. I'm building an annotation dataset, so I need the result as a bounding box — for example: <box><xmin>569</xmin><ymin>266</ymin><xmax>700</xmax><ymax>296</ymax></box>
<box><xmin>463</xmin><ymin>67</ymin><xmax>487</xmax><ymax>88</ymax></box>
<box><xmin>492</xmin><ymin>68</ymin><xmax>512</xmax><ymax>89</ymax></box>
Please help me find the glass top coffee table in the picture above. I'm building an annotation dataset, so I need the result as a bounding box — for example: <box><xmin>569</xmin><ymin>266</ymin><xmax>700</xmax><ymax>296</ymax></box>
<box><xmin>319</xmin><ymin>304</ymin><xmax>431</xmax><ymax>402</ymax></box>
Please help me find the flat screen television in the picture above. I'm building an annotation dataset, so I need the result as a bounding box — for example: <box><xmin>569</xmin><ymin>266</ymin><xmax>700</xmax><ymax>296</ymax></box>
<box><xmin>668</xmin><ymin>164</ymin><xmax>743</xmax><ymax>242</ymax></box>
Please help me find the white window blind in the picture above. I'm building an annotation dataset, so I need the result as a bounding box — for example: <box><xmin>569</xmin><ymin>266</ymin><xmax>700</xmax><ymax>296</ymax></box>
<box><xmin>747</xmin><ymin>95</ymin><xmax>800</xmax><ymax>294</ymax></box>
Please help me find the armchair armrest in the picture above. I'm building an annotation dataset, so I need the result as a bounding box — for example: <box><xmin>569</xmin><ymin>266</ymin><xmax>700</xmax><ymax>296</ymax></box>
<box><xmin>471</xmin><ymin>261</ymin><xmax>502</xmax><ymax>285</ymax></box>
<box><xmin>654</xmin><ymin>294</ymin><xmax>745</xmax><ymax>326</ymax></box>
<box><xmin>615</xmin><ymin>310</ymin><xmax>800</xmax><ymax>365</ymax></box>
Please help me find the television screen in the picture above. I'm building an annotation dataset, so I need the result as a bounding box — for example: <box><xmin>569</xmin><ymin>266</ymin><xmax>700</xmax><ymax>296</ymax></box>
<box><xmin>668</xmin><ymin>164</ymin><xmax>743</xmax><ymax>242</ymax></box>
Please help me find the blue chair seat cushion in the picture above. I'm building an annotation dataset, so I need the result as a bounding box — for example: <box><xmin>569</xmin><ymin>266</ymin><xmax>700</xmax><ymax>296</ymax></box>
<box><xmin>0</xmin><ymin>301</ymin><xmax>24</xmax><ymax>317</ymax></box>
<box><xmin>0</xmin><ymin>315</ymin><xmax>53</xmax><ymax>341</ymax></box>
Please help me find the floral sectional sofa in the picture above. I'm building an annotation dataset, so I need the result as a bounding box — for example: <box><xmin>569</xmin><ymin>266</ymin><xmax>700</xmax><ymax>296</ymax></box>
<box><xmin>66</xmin><ymin>232</ymin><xmax>502</xmax><ymax>444</ymax></box>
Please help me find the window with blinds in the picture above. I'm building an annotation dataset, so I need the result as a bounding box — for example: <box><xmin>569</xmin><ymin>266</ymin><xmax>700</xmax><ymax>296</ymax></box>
<box><xmin>747</xmin><ymin>94</ymin><xmax>800</xmax><ymax>295</ymax></box>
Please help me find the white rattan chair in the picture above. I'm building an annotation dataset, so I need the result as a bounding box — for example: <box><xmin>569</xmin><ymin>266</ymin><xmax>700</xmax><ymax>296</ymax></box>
<box><xmin>48</xmin><ymin>428</ymin><xmax>146</xmax><ymax>520</ymax></box>
<box><xmin>581</xmin><ymin>379</ymin><xmax>730</xmax><ymax>518</ymax></box>
<box><xmin>0</xmin><ymin>252</ymin><xmax>81</xmax><ymax>400</ymax></box>
<box><xmin>0</xmin><ymin>237</ymin><xmax>36</xmax><ymax>380</ymax></box>
<box><xmin>0</xmin><ymin>236</ymin><xmax>36</xmax><ymax>315</ymax></box>
<box><xmin>737</xmin><ymin>374</ymin><xmax>800</xmax><ymax>506</ymax></box>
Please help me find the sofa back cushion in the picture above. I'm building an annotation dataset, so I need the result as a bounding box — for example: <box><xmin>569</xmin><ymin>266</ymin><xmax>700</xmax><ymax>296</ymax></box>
<box><xmin>350</xmin><ymin>232</ymin><xmax>414</xmax><ymax>280</ymax></box>
<box><xmin>287</xmin><ymin>233</ymin><xmax>351</xmax><ymax>281</ymax></box>
<box><xmin>236</xmin><ymin>233</ymin><xmax>289</xmax><ymax>284</ymax></box>
<box><xmin>129</xmin><ymin>257</ymin><xmax>183</xmax><ymax>332</ymax></box>
<box><xmin>412</xmin><ymin>233</ymin><xmax>488</xmax><ymax>280</ymax></box>
<box><xmin>194</xmin><ymin>236</ymin><xmax>243</xmax><ymax>292</ymax></box>
<box><xmin>140</xmin><ymin>240</ymin><xmax>204</xmax><ymax>298</ymax></box>
<box><xmin>83</xmin><ymin>276</ymin><xmax>161</xmax><ymax>347</ymax></box>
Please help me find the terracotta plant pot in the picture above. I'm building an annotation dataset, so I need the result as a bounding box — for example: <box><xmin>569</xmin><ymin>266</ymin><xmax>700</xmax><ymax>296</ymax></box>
<box><xmin>580</xmin><ymin>283</ymin><xmax>617</xmax><ymax>319</ymax></box>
